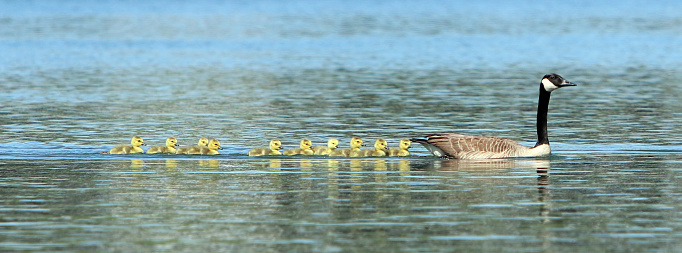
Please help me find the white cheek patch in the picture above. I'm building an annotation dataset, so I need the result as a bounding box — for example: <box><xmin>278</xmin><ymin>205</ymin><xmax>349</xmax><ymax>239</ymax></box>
<box><xmin>542</xmin><ymin>78</ymin><xmax>560</xmax><ymax>92</ymax></box>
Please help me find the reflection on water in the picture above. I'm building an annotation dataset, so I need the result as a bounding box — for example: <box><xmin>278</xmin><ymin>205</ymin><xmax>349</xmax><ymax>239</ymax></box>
<box><xmin>0</xmin><ymin>155</ymin><xmax>676</xmax><ymax>252</ymax></box>
<box><xmin>424</xmin><ymin>158</ymin><xmax>551</xmax><ymax>171</ymax></box>
<box><xmin>1</xmin><ymin>155</ymin><xmax>681</xmax><ymax>251</ymax></box>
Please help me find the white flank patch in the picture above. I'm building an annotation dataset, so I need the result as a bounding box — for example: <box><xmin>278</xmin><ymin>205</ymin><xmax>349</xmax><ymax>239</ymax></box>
<box><xmin>541</xmin><ymin>78</ymin><xmax>560</xmax><ymax>92</ymax></box>
<box><xmin>523</xmin><ymin>144</ymin><xmax>551</xmax><ymax>157</ymax></box>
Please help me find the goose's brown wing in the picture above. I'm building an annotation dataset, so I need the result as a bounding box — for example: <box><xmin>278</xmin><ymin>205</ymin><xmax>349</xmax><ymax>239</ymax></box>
<box><xmin>414</xmin><ymin>133</ymin><xmax>528</xmax><ymax>159</ymax></box>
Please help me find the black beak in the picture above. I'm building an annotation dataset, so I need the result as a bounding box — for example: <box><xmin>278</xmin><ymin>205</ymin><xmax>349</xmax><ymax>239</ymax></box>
<box><xmin>561</xmin><ymin>80</ymin><xmax>577</xmax><ymax>87</ymax></box>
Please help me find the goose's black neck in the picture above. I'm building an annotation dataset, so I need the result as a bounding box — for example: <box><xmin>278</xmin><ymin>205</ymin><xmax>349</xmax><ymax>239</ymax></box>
<box><xmin>536</xmin><ymin>87</ymin><xmax>551</xmax><ymax>146</ymax></box>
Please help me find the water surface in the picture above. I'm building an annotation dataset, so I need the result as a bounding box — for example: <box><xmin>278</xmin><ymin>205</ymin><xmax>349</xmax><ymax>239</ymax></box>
<box><xmin>1</xmin><ymin>0</ymin><xmax>682</xmax><ymax>252</ymax></box>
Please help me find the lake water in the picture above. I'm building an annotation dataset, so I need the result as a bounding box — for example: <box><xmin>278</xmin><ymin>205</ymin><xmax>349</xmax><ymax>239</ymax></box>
<box><xmin>1</xmin><ymin>0</ymin><xmax>682</xmax><ymax>252</ymax></box>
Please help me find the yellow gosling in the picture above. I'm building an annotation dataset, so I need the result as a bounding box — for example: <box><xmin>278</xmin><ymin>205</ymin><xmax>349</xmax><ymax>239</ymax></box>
<box><xmin>388</xmin><ymin>139</ymin><xmax>412</xmax><ymax>157</ymax></box>
<box><xmin>107</xmin><ymin>136</ymin><xmax>145</xmax><ymax>154</ymax></box>
<box><xmin>248</xmin><ymin>140</ymin><xmax>283</xmax><ymax>156</ymax></box>
<box><xmin>147</xmin><ymin>137</ymin><xmax>179</xmax><ymax>154</ymax></box>
<box><xmin>283</xmin><ymin>139</ymin><xmax>314</xmax><ymax>156</ymax></box>
<box><xmin>176</xmin><ymin>137</ymin><xmax>209</xmax><ymax>154</ymax></box>
<box><xmin>187</xmin><ymin>139</ymin><xmax>222</xmax><ymax>155</ymax></box>
<box><xmin>329</xmin><ymin>137</ymin><xmax>364</xmax><ymax>157</ymax></box>
<box><xmin>313</xmin><ymin>138</ymin><xmax>339</xmax><ymax>155</ymax></box>
<box><xmin>360</xmin><ymin>138</ymin><xmax>388</xmax><ymax>157</ymax></box>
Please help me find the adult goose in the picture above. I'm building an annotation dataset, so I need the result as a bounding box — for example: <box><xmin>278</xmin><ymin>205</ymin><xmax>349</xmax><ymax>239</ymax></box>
<box><xmin>411</xmin><ymin>73</ymin><xmax>576</xmax><ymax>159</ymax></box>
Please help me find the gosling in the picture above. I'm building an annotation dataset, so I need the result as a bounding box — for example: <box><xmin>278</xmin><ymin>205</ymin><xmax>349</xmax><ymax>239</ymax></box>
<box><xmin>186</xmin><ymin>139</ymin><xmax>222</xmax><ymax>155</ymax></box>
<box><xmin>283</xmin><ymin>139</ymin><xmax>314</xmax><ymax>156</ymax></box>
<box><xmin>248</xmin><ymin>139</ymin><xmax>283</xmax><ymax>156</ymax></box>
<box><xmin>313</xmin><ymin>138</ymin><xmax>339</xmax><ymax>155</ymax></box>
<box><xmin>147</xmin><ymin>137</ymin><xmax>179</xmax><ymax>154</ymax></box>
<box><xmin>388</xmin><ymin>139</ymin><xmax>411</xmax><ymax>157</ymax></box>
<box><xmin>360</xmin><ymin>138</ymin><xmax>388</xmax><ymax>157</ymax></box>
<box><xmin>176</xmin><ymin>137</ymin><xmax>209</xmax><ymax>154</ymax></box>
<box><xmin>329</xmin><ymin>137</ymin><xmax>364</xmax><ymax>157</ymax></box>
<box><xmin>106</xmin><ymin>136</ymin><xmax>145</xmax><ymax>154</ymax></box>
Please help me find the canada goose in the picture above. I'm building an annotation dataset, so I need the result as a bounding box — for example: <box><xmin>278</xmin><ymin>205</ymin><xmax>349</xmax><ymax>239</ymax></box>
<box><xmin>313</xmin><ymin>138</ymin><xmax>340</xmax><ymax>155</ymax></box>
<box><xmin>360</xmin><ymin>138</ymin><xmax>388</xmax><ymax>157</ymax></box>
<box><xmin>187</xmin><ymin>139</ymin><xmax>222</xmax><ymax>155</ymax></box>
<box><xmin>329</xmin><ymin>137</ymin><xmax>364</xmax><ymax>157</ymax></box>
<box><xmin>176</xmin><ymin>137</ymin><xmax>209</xmax><ymax>154</ymax></box>
<box><xmin>283</xmin><ymin>139</ymin><xmax>314</xmax><ymax>155</ymax></box>
<box><xmin>147</xmin><ymin>137</ymin><xmax>179</xmax><ymax>154</ymax></box>
<box><xmin>248</xmin><ymin>139</ymin><xmax>283</xmax><ymax>156</ymax></box>
<box><xmin>412</xmin><ymin>73</ymin><xmax>576</xmax><ymax>159</ymax></box>
<box><xmin>388</xmin><ymin>139</ymin><xmax>411</xmax><ymax>157</ymax></box>
<box><xmin>106</xmin><ymin>136</ymin><xmax>145</xmax><ymax>154</ymax></box>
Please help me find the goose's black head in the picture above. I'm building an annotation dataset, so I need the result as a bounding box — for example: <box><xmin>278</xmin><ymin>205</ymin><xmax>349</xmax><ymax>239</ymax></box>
<box><xmin>541</xmin><ymin>73</ymin><xmax>576</xmax><ymax>92</ymax></box>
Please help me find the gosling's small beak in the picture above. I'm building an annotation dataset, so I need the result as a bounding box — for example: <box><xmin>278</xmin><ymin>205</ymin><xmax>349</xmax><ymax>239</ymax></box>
<box><xmin>175</xmin><ymin>143</ymin><xmax>180</xmax><ymax>147</ymax></box>
<box><xmin>141</xmin><ymin>143</ymin><xmax>146</xmax><ymax>146</ymax></box>
<box><xmin>218</xmin><ymin>146</ymin><xmax>223</xmax><ymax>150</ymax></box>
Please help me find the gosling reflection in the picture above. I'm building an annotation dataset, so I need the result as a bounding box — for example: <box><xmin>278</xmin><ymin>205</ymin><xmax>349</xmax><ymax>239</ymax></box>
<box><xmin>350</xmin><ymin>159</ymin><xmax>363</xmax><ymax>191</ymax></box>
<box><xmin>198</xmin><ymin>160</ymin><xmax>220</xmax><ymax>168</ymax></box>
<box><xmin>374</xmin><ymin>159</ymin><xmax>388</xmax><ymax>183</ymax></box>
<box><xmin>373</xmin><ymin>159</ymin><xmax>389</xmax><ymax>204</ymax></box>
<box><xmin>391</xmin><ymin>159</ymin><xmax>411</xmax><ymax>183</ymax></box>
<box><xmin>299</xmin><ymin>160</ymin><xmax>314</xmax><ymax>200</ymax></box>
<box><xmin>396</xmin><ymin>159</ymin><xmax>412</xmax><ymax>205</ymax></box>
<box><xmin>300</xmin><ymin>159</ymin><xmax>313</xmax><ymax>172</ymax></box>
<box><xmin>269</xmin><ymin>159</ymin><xmax>282</xmax><ymax>171</ymax></box>
<box><xmin>327</xmin><ymin>159</ymin><xmax>340</xmax><ymax>200</ymax></box>
<box><xmin>165</xmin><ymin>159</ymin><xmax>177</xmax><ymax>171</ymax></box>
<box><xmin>130</xmin><ymin>159</ymin><xmax>144</xmax><ymax>170</ymax></box>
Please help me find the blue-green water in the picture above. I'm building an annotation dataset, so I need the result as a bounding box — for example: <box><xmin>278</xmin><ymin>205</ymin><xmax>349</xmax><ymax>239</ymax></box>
<box><xmin>1</xmin><ymin>0</ymin><xmax>682</xmax><ymax>251</ymax></box>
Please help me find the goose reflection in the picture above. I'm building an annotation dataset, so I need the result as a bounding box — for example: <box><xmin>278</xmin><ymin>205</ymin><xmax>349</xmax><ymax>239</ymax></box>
<box><xmin>416</xmin><ymin>158</ymin><xmax>553</xmax><ymax>224</ymax></box>
<box><xmin>537</xmin><ymin>167</ymin><xmax>551</xmax><ymax>224</ymax></box>
<box><xmin>423</xmin><ymin>158</ymin><xmax>550</xmax><ymax>171</ymax></box>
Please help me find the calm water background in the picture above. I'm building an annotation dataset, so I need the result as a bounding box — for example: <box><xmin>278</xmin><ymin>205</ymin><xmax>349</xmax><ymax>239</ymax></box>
<box><xmin>1</xmin><ymin>0</ymin><xmax>682</xmax><ymax>252</ymax></box>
